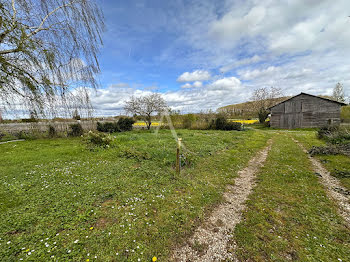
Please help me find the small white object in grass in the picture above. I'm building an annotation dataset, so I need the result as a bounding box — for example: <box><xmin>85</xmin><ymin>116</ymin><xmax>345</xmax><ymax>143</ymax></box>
<box><xmin>74</xmin><ymin>239</ymin><xmax>79</xmax><ymax>243</ymax></box>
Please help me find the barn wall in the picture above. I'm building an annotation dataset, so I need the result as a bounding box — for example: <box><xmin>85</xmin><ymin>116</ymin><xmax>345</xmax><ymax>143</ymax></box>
<box><xmin>270</xmin><ymin>94</ymin><xmax>342</xmax><ymax>129</ymax></box>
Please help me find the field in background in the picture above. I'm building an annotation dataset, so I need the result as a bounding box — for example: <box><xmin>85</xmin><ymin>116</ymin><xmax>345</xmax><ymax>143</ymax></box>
<box><xmin>229</xmin><ymin>119</ymin><xmax>259</xmax><ymax>124</ymax></box>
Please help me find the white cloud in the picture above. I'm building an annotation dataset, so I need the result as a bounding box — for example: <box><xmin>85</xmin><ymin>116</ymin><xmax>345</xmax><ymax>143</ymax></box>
<box><xmin>193</xmin><ymin>81</ymin><xmax>203</xmax><ymax>88</ymax></box>
<box><xmin>181</xmin><ymin>83</ymin><xmax>192</xmax><ymax>89</ymax></box>
<box><xmin>238</xmin><ymin>66</ymin><xmax>279</xmax><ymax>80</ymax></box>
<box><xmin>177</xmin><ymin>70</ymin><xmax>211</xmax><ymax>82</ymax></box>
<box><xmin>208</xmin><ymin>77</ymin><xmax>241</xmax><ymax>91</ymax></box>
<box><xmin>89</xmin><ymin>77</ymin><xmax>246</xmax><ymax>116</ymax></box>
<box><xmin>210</xmin><ymin>6</ymin><xmax>266</xmax><ymax>45</ymax></box>
<box><xmin>220</xmin><ymin>55</ymin><xmax>262</xmax><ymax>73</ymax></box>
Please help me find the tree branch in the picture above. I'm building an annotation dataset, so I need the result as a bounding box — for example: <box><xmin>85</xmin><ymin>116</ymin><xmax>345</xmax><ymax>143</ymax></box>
<box><xmin>11</xmin><ymin>0</ymin><xmax>17</xmax><ymax>27</ymax></box>
<box><xmin>28</xmin><ymin>0</ymin><xmax>78</xmax><ymax>38</ymax></box>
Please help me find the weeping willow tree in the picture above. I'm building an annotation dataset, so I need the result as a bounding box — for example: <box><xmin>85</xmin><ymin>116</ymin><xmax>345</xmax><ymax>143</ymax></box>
<box><xmin>0</xmin><ymin>0</ymin><xmax>104</xmax><ymax>117</ymax></box>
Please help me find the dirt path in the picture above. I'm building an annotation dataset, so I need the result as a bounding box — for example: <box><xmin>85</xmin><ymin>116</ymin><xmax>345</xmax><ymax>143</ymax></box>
<box><xmin>292</xmin><ymin>138</ymin><xmax>350</xmax><ymax>226</ymax></box>
<box><xmin>171</xmin><ymin>139</ymin><xmax>273</xmax><ymax>262</ymax></box>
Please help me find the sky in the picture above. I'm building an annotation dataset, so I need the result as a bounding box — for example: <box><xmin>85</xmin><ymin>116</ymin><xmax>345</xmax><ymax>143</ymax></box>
<box><xmin>90</xmin><ymin>0</ymin><xmax>350</xmax><ymax>116</ymax></box>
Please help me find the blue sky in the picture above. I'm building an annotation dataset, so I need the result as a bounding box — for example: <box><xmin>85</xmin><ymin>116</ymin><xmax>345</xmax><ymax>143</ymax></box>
<box><xmin>90</xmin><ymin>0</ymin><xmax>350</xmax><ymax>116</ymax></box>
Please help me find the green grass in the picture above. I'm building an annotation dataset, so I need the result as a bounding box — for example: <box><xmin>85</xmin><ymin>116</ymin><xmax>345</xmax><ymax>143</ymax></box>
<box><xmin>0</xmin><ymin>129</ymin><xmax>271</xmax><ymax>261</ymax></box>
<box><xmin>234</xmin><ymin>133</ymin><xmax>350</xmax><ymax>261</ymax></box>
<box><xmin>290</xmin><ymin>131</ymin><xmax>350</xmax><ymax>191</ymax></box>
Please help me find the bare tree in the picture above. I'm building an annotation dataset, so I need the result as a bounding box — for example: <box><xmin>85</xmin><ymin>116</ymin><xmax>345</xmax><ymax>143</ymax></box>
<box><xmin>251</xmin><ymin>87</ymin><xmax>283</xmax><ymax>123</ymax></box>
<box><xmin>124</xmin><ymin>93</ymin><xmax>167</xmax><ymax>129</ymax></box>
<box><xmin>0</xmin><ymin>0</ymin><xmax>104</xmax><ymax>115</ymax></box>
<box><xmin>332</xmin><ymin>83</ymin><xmax>346</xmax><ymax>103</ymax></box>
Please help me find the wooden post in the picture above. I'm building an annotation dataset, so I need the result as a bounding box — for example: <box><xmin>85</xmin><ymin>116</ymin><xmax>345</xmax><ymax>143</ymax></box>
<box><xmin>176</xmin><ymin>138</ymin><xmax>182</xmax><ymax>176</ymax></box>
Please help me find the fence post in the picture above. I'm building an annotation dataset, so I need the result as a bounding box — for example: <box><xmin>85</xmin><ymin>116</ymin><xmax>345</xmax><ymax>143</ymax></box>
<box><xmin>176</xmin><ymin>138</ymin><xmax>182</xmax><ymax>176</ymax></box>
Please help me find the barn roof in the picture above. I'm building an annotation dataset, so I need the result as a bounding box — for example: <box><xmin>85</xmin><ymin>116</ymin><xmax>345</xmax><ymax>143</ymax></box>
<box><xmin>268</xmin><ymin>92</ymin><xmax>347</xmax><ymax>110</ymax></box>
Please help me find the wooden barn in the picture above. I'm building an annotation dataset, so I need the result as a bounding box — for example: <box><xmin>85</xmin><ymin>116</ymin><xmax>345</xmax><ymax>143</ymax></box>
<box><xmin>269</xmin><ymin>93</ymin><xmax>347</xmax><ymax>129</ymax></box>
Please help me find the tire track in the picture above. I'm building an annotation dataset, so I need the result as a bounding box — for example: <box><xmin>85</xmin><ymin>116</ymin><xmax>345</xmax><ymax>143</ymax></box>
<box><xmin>171</xmin><ymin>139</ymin><xmax>273</xmax><ymax>262</ymax></box>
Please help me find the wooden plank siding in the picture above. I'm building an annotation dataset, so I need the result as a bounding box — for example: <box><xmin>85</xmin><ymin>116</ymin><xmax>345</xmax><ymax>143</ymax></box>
<box><xmin>270</xmin><ymin>93</ymin><xmax>344</xmax><ymax>129</ymax></box>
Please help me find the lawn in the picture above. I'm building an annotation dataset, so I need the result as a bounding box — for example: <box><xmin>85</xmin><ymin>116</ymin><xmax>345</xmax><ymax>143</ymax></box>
<box><xmin>234</xmin><ymin>133</ymin><xmax>350</xmax><ymax>261</ymax></box>
<box><xmin>0</xmin><ymin>129</ymin><xmax>271</xmax><ymax>261</ymax></box>
<box><xmin>290</xmin><ymin>131</ymin><xmax>350</xmax><ymax>191</ymax></box>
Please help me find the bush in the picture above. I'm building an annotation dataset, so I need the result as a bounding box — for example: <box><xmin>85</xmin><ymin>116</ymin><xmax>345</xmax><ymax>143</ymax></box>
<box><xmin>21</xmin><ymin>118</ymin><xmax>38</xmax><ymax>123</ymax></box>
<box><xmin>0</xmin><ymin>131</ymin><xmax>4</xmax><ymax>140</ymax></box>
<box><xmin>84</xmin><ymin>131</ymin><xmax>112</xmax><ymax>149</ymax></box>
<box><xmin>215</xmin><ymin>116</ymin><xmax>227</xmax><ymax>130</ymax></box>
<box><xmin>48</xmin><ymin>125</ymin><xmax>57</xmax><ymax>138</ymax></box>
<box><xmin>317</xmin><ymin>126</ymin><xmax>350</xmax><ymax>144</ymax></box>
<box><xmin>317</xmin><ymin>125</ymin><xmax>339</xmax><ymax>140</ymax></box>
<box><xmin>212</xmin><ymin>116</ymin><xmax>242</xmax><ymax>131</ymax></box>
<box><xmin>69</xmin><ymin>123</ymin><xmax>83</xmax><ymax>137</ymax></box>
<box><xmin>97</xmin><ymin>117</ymin><xmax>135</xmax><ymax>133</ymax></box>
<box><xmin>117</xmin><ymin>117</ymin><xmax>135</xmax><ymax>131</ymax></box>
<box><xmin>97</xmin><ymin>122</ymin><xmax>118</xmax><ymax>133</ymax></box>
<box><xmin>224</xmin><ymin>121</ymin><xmax>243</xmax><ymax>131</ymax></box>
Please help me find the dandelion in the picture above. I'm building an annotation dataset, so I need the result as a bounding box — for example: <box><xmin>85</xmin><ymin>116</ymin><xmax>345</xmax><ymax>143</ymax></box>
<box><xmin>152</xmin><ymin>257</ymin><xmax>157</xmax><ymax>262</ymax></box>
<box><xmin>74</xmin><ymin>239</ymin><xmax>79</xmax><ymax>243</ymax></box>
<box><xmin>26</xmin><ymin>249</ymin><xmax>30</xmax><ymax>252</ymax></box>
<box><xmin>86</xmin><ymin>259</ymin><xmax>90</xmax><ymax>262</ymax></box>
<box><xmin>90</xmin><ymin>227</ymin><xmax>94</xmax><ymax>230</ymax></box>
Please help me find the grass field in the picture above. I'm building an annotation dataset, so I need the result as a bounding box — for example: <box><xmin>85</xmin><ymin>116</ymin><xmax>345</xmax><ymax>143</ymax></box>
<box><xmin>290</xmin><ymin>131</ymin><xmax>350</xmax><ymax>191</ymax></box>
<box><xmin>1</xmin><ymin>129</ymin><xmax>349</xmax><ymax>261</ymax></box>
<box><xmin>0</xmin><ymin>129</ymin><xmax>271</xmax><ymax>261</ymax></box>
<box><xmin>234</xmin><ymin>133</ymin><xmax>350</xmax><ymax>261</ymax></box>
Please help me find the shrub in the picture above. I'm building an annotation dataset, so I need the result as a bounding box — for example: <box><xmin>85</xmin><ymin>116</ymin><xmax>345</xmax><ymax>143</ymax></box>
<box><xmin>97</xmin><ymin>117</ymin><xmax>135</xmax><ymax>133</ymax></box>
<box><xmin>48</xmin><ymin>125</ymin><xmax>57</xmax><ymax>138</ymax></box>
<box><xmin>212</xmin><ymin>116</ymin><xmax>242</xmax><ymax>131</ymax></box>
<box><xmin>317</xmin><ymin>125</ymin><xmax>339</xmax><ymax>140</ymax></box>
<box><xmin>117</xmin><ymin>117</ymin><xmax>135</xmax><ymax>131</ymax></box>
<box><xmin>69</xmin><ymin>123</ymin><xmax>83</xmax><ymax>137</ymax></box>
<box><xmin>317</xmin><ymin>126</ymin><xmax>350</xmax><ymax>144</ymax></box>
<box><xmin>215</xmin><ymin>116</ymin><xmax>227</xmax><ymax>130</ymax></box>
<box><xmin>21</xmin><ymin>118</ymin><xmax>38</xmax><ymax>123</ymax></box>
<box><xmin>84</xmin><ymin>131</ymin><xmax>112</xmax><ymax>149</ymax></box>
<box><xmin>224</xmin><ymin>121</ymin><xmax>242</xmax><ymax>131</ymax></box>
<box><xmin>97</xmin><ymin>122</ymin><xmax>118</xmax><ymax>133</ymax></box>
<box><xmin>0</xmin><ymin>131</ymin><xmax>4</xmax><ymax>140</ymax></box>
<box><xmin>16</xmin><ymin>131</ymin><xmax>40</xmax><ymax>140</ymax></box>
